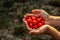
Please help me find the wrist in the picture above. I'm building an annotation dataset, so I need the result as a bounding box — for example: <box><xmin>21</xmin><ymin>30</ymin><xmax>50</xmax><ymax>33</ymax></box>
<box><xmin>45</xmin><ymin>25</ymin><xmax>53</xmax><ymax>34</ymax></box>
<box><xmin>46</xmin><ymin>26</ymin><xmax>51</xmax><ymax>34</ymax></box>
<box><xmin>49</xmin><ymin>15</ymin><xmax>60</xmax><ymax>27</ymax></box>
<box><xmin>44</xmin><ymin>25</ymin><xmax>50</xmax><ymax>34</ymax></box>
<box><xmin>46</xmin><ymin>25</ymin><xmax>60</xmax><ymax>40</ymax></box>
<box><xmin>49</xmin><ymin>15</ymin><xmax>60</xmax><ymax>21</ymax></box>
<box><xmin>49</xmin><ymin>15</ymin><xmax>58</xmax><ymax>26</ymax></box>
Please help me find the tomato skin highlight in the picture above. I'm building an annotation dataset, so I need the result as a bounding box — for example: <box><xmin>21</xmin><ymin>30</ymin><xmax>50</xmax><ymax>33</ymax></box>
<box><xmin>38</xmin><ymin>23</ymin><xmax>43</xmax><ymax>27</ymax></box>
<box><xmin>32</xmin><ymin>20</ymin><xmax>37</xmax><ymax>25</ymax></box>
<box><xmin>27</xmin><ymin>18</ymin><xmax>32</xmax><ymax>23</ymax></box>
<box><xmin>37</xmin><ymin>18</ymin><xmax>42</xmax><ymax>22</ymax></box>
<box><xmin>32</xmin><ymin>16</ymin><xmax>36</xmax><ymax>20</ymax></box>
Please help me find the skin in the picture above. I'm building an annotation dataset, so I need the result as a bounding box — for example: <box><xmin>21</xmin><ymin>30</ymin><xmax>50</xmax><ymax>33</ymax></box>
<box><xmin>23</xmin><ymin>9</ymin><xmax>60</xmax><ymax>40</ymax></box>
<box><xmin>49</xmin><ymin>15</ymin><xmax>60</xmax><ymax>27</ymax></box>
<box><xmin>47</xmin><ymin>25</ymin><xmax>60</xmax><ymax>40</ymax></box>
<box><xmin>32</xmin><ymin>9</ymin><xmax>60</xmax><ymax>27</ymax></box>
<box><xmin>29</xmin><ymin>25</ymin><xmax>60</xmax><ymax>40</ymax></box>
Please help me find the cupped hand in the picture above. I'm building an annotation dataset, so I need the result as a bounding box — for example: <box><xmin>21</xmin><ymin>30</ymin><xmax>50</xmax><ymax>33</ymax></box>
<box><xmin>29</xmin><ymin>25</ymin><xmax>49</xmax><ymax>34</ymax></box>
<box><xmin>23</xmin><ymin>14</ymin><xmax>33</xmax><ymax>31</ymax></box>
<box><xmin>23</xmin><ymin>9</ymin><xmax>52</xmax><ymax>33</ymax></box>
<box><xmin>32</xmin><ymin>9</ymin><xmax>52</xmax><ymax>25</ymax></box>
<box><xmin>23</xmin><ymin>16</ymin><xmax>49</xmax><ymax>34</ymax></box>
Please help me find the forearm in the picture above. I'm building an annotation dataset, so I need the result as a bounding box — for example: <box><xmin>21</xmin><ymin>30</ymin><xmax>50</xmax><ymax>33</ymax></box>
<box><xmin>47</xmin><ymin>26</ymin><xmax>60</xmax><ymax>40</ymax></box>
<box><xmin>49</xmin><ymin>15</ymin><xmax>60</xmax><ymax>27</ymax></box>
<box><xmin>50</xmin><ymin>16</ymin><xmax>60</xmax><ymax>20</ymax></box>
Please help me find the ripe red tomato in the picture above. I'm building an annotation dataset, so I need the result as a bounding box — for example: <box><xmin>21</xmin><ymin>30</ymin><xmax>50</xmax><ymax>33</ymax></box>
<box><xmin>37</xmin><ymin>18</ymin><xmax>42</xmax><ymax>22</ymax></box>
<box><xmin>32</xmin><ymin>20</ymin><xmax>37</xmax><ymax>25</ymax></box>
<box><xmin>33</xmin><ymin>25</ymin><xmax>37</xmax><ymax>29</ymax></box>
<box><xmin>29</xmin><ymin>23</ymin><xmax>33</xmax><ymax>28</ymax></box>
<box><xmin>38</xmin><ymin>23</ymin><xmax>43</xmax><ymax>27</ymax></box>
<box><xmin>27</xmin><ymin>18</ymin><xmax>32</xmax><ymax>23</ymax></box>
<box><xmin>41</xmin><ymin>20</ymin><xmax>45</xmax><ymax>25</ymax></box>
<box><xmin>32</xmin><ymin>16</ymin><xmax>36</xmax><ymax>20</ymax></box>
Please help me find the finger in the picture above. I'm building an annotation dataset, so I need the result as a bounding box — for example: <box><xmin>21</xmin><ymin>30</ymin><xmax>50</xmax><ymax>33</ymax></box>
<box><xmin>29</xmin><ymin>25</ymin><xmax>49</xmax><ymax>34</ymax></box>
<box><xmin>39</xmin><ymin>9</ymin><xmax>50</xmax><ymax>20</ymax></box>
<box><xmin>24</xmin><ymin>13</ymin><xmax>33</xmax><ymax>19</ymax></box>
<box><xmin>38</xmin><ymin>25</ymin><xmax>49</xmax><ymax>33</ymax></box>
<box><xmin>24</xmin><ymin>23</ymin><xmax>33</xmax><ymax>31</ymax></box>
<box><xmin>32</xmin><ymin>9</ymin><xmax>50</xmax><ymax>20</ymax></box>
<box><xmin>26</xmin><ymin>13</ymin><xmax>33</xmax><ymax>17</ymax></box>
<box><xmin>23</xmin><ymin>14</ymin><xmax>33</xmax><ymax>23</ymax></box>
<box><xmin>38</xmin><ymin>9</ymin><xmax>49</xmax><ymax>16</ymax></box>
<box><xmin>23</xmin><ymin>18</ymin><xmax>32</xmax><ymax>31</ymax></box>
<box><xmin>32</xmin><ymin>9</ymin><xmax>49</xmax><ymax>15</ymax></box>
<box><xmin>29</xmin><ymin>30</ymin><xmax>40</xmax><ymax>34</ymax></box>
<box><xmin>24</xmin><ymin>15</ymin><xmax>27</xmax><ymax>19</ymax></box>
<box><xmin>40</xmin><ymin>9</ymin><xmax>49</xmax><ymax>15</ymax></box>
<box><xmin>29</xmin><ymin>30</ymin><xmax>34</xmax><ymax>34</ymax></box>
<box><xmin>23</xmin><ymin>18</ymin><xmax>26</xmax><ymax>23</ymax></box>
<box><xmin>32</xmin><ymin>9</ymin><xmax>41</xmax><ymax>14</ymax></box>
<box><xmin>23</xmin><ymin>14</ymin><xmax>33</xmax><ymax>31</ymax></box>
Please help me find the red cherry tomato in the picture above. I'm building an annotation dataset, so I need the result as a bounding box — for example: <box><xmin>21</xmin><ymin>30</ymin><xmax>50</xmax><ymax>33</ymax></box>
<box><xmin>31</xmin><ymin>16</ymin><xmax>36</xmax><ymax>20</ymax></box>
<box><xmin>32</xmin><ymin>20</ymin><xmax>37</xmax><ymax>25</ymax></box>
<box><xmin>38</xmin><ymin>23</ymin><xmax>43</xmax><ymax>27</ymax></box>
<box><xmin>27</xmin><ymin>18</ymin><xmax>32</xmax><ymax>23</ymax></box>
<box><xmin>29</xmin><ymin>23</ymin><xmax>33</xmax><ymax>28</ymax></box>
<box><xmin>37</xmin><ymin>18</ymin><xmax>42</xmax><ymax>22</ymax></box>
<box><xmin>33</xmin><ymin>25</ymin><xmax>37</xmax><ymax>29</ymax></box>
<box><xmin>41</xmin><ymin>20</ymin><xmax>45</xmax><ymax>25</ymax></box>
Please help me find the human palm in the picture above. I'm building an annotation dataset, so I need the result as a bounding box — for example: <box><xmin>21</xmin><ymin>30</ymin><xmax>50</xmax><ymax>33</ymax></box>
<box><xmin>23</xmin><ymin>9</ymin><xmax>51</xmax><ymax>34</ymax></box>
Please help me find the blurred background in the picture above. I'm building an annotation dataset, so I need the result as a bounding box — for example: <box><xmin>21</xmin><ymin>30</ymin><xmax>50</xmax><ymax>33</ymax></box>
<box><xmin>0</xmin><ymin>0</ymin><xmax>60</xmax><ymax>40</ymax></box>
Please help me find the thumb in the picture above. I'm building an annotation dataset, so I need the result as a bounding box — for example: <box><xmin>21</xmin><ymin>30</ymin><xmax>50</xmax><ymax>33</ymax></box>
<box><xmin>29</xmin><ymin>30</ymin><xmax>40</xmax><ymax>34</ymax></box>
<box><xmin>29</xmin><ymin>30</ymin><xmax>35</xmax><ymax>34</ymax></box>
<box><xmin>29</xmin><ymin>25</ymin><xmax>49</xmax><ymax>34</ymax></box>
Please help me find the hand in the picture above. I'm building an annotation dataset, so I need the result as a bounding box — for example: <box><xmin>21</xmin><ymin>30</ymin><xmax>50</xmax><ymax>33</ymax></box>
<box><xmin>23</xmin><ymin>14</ymin><xmax>33</xmax><ymax>31</ymax></box>
<box><xmin>23</xmin><ymin>9</ymin><xmax>52</xmax><ymax>31</ymax></box>
<box><xmin>32</xmin><ymin>9</ymin><xmax>52</xmax><ymax>25</ymax></box>
<box><xmin>23</xmin><ymin>16</ymin><xmax>49</xmax><ymax>34</ymax></box>
<box><xmin>29</xmin><ymin>25</ymin><xmax>49</xmax><ymax>34</ymax></box>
